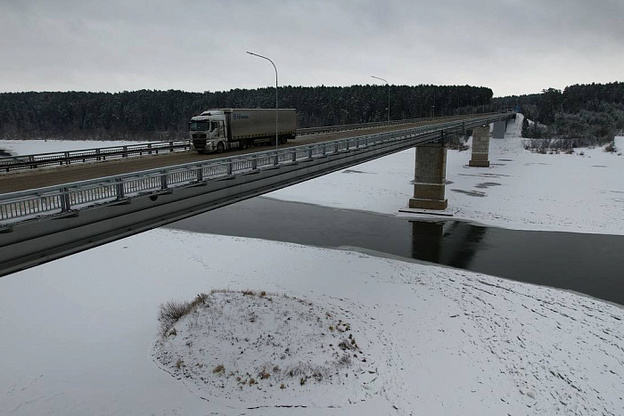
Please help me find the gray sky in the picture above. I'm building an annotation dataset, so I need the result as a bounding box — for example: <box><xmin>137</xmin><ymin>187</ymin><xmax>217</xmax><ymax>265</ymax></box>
<box><xmin>1</xmin><ymin>0</ymin><xmax>623</xmax><ymax>97</ymax></box>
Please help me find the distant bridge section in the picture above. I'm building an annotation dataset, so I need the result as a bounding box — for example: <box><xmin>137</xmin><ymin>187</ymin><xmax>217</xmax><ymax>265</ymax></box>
<box><xmin>0</xmin><ymin>114</ymin><xmax>513</xmax><ymax>277</ymax></box>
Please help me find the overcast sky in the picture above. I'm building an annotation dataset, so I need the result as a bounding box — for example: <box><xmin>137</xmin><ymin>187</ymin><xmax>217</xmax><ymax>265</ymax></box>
<box><xmin>1</xmin><ymin>0</ymin><xmax>623</xmax><ymax>97</ymax></box>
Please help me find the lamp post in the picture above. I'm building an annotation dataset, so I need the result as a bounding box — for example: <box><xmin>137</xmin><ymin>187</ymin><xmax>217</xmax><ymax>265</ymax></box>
<box><xmin>371</xmin><ymin>75</ymin><xmax>390</xmax><ymax>125</ymax></box>
<box><xmin>247</xmin><ymin>51</ymin><xmax>279</xmax><ymax>150</ymax></box>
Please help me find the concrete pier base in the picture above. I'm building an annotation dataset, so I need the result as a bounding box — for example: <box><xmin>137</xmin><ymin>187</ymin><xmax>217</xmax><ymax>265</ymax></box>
<box><xmin>469</xmin><ymin>125</ymin><xmax>490</xmax><ymax>167</ymax></box>
<box><xmin>409</xmin><ymin>142</ymin><xmax>448</xmax><ymax>210</ymax></box>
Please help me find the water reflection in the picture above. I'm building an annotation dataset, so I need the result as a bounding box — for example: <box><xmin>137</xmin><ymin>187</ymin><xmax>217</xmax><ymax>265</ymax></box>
<box><xmin>411</xmin><ymin>221</ymin><xmax>487</xmax><ymax>268</ymax></box>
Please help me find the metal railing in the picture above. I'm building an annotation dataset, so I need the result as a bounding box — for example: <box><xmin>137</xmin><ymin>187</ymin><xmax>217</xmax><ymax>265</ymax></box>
<box><xmin>296</xmin><ymin>117</ymin><xmax>423</xmax><ymax>135</ymax></box>
<box><xmin>0</xmin><ymin>140</ymin><xmax>191</xmax><ymax>172</ymax></box>
<box><xmin>0</xmin><ymin>114</ymin><xmax>511</xmax><ymax>226</ymax></box>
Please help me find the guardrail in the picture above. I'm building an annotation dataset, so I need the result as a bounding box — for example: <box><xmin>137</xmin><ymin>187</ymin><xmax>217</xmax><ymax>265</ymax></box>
<box><xmin>295</xmin><ymin>117</ymin><xmax>425</xmax><ymax>135</ymax></box>
<box><xmin>0</xmin><ymin>114</ymin><xmax>511</xmax><ymax>227</ymax></box>
<box><xmin>0</xmin><ymin>140</ymin><xmax>191</xmax><ymax>172</ymax></box>
<box><xmin>0</xmin><ymin>115</ymin><xmax>478</xmax><ymax>172</ymax></box>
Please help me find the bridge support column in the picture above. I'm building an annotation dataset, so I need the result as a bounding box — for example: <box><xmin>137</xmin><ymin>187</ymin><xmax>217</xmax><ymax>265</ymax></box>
<box><xmin>492</xmin><ymin>120</ymin><xmax>508</xmax><ymax>139</ymax></box>
<box><xmin>469</xmin><ymin>125</ymin><xmax>490</xmax><ymax>167</ymax></box>
<box><xmin>409</xmin><ymin>141</ymin><xmax>448</xmax><ymax>210</ymax></box>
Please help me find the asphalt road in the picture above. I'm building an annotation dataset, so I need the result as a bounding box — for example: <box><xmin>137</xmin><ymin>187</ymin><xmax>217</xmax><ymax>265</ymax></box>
<box><xmin>0</xmin><ymin>123</ymin><xmax>434</xmax><ymax>194</ymax></box>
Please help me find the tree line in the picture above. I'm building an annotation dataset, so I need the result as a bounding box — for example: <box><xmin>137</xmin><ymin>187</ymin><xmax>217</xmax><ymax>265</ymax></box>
<box><xmin>494</xmin><ymin>82</ymin><xmax>624</xmax><ymax>144</ymax></box>
<box><xmin>0</xmin><ymin>85</ymin><xmax>493</xmax><ymax>140</ymax></box>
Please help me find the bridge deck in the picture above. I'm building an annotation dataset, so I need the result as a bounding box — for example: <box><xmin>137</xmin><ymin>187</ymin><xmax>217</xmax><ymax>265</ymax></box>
<box><xmin>0</xmin><ymin>121</ymin><xmax>432</xmax><ymax>193</ymax></box>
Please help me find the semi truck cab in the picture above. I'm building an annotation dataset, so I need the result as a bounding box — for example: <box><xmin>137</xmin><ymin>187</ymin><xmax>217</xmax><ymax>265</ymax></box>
<box><xmin>189</xmin><ymin>111</ymin><xmax>227</xmax><ymax>153</ymax></box>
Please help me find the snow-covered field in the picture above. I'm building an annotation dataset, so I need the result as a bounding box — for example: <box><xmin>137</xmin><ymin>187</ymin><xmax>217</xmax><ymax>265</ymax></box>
<box><xmin>1</xmin><ymin>117</ymin><xmax>624</xmax><ymax>415</ymax></box>
<box><xmin>0</xmin><ymin>139</ymin><xmax>138</xmax><ymax>156</ymax></box>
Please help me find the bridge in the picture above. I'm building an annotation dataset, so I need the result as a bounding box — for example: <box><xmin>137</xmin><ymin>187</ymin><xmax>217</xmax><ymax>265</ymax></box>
<box><xmin>0</xmin><ymin>113</ymin><xmax>513</xmax><ymax>277</ymax></box>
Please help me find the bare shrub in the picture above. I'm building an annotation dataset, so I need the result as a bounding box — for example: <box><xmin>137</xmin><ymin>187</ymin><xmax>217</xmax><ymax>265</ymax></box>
<box><xmin>159</xmin><ymin>300</ymin><xmax>192</xmax><ymax>335</ymax></box>
<box><xmin>190</xmin><ymin>292</ymin><xmax>208</xmax><ymax>308</ymax></box>
<box><xmin>158</xmin><ymin>292</ymin><xmax>208</xmax><ymax>335</ymax></box>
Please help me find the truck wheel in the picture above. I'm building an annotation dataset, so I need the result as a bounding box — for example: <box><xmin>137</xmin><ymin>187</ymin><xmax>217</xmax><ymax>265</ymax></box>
<box><xmin>217</xmin><ymin>142</ymin><xmax>225</xmax><ymax>153</ymax></box>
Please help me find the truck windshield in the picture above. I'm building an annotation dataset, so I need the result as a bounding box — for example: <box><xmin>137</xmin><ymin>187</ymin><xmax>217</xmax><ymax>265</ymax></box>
<box><xmin>190</xmin><ymin>121</ymin><xmax>211</xmax><ymax>131</ymax></box>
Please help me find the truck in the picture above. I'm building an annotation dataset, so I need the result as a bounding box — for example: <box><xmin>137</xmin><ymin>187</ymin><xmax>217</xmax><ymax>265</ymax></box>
<box><xmin>189</xmin><ymin>108</ymin><xmax>297</xmax><ymax>153</ymax></box>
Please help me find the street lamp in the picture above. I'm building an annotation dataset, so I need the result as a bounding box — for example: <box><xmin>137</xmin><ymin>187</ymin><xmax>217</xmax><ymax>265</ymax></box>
<box><xmin>247</xmin><ymin>51</ymin><xmax>279</xmax><ymax>150</ymax></box>
<box><xmin>371</xmin><ymin>75</ymin><xmax>390</xmax><ymax>125</ymax></box>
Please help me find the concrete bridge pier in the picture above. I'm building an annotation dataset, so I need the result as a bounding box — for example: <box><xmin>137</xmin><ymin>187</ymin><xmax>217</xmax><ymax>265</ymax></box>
<box><xmin>409</xmin><ymin>136</ymin><xmax>448</xmax><ymax>210</ymax></box>
<box><xmin>469</xmin><ymin>125</ymin><xmax>490</xmax><ymax>167</ymax></box>
<box><xmin>492</xmin><ymin>120</ymin><xmax>508</xmax><ymax>139</ymax></box>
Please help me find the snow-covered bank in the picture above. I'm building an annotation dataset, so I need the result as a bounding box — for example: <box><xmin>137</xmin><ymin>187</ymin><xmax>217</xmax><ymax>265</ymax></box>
<box><xmin>1</xmin><ymin>229</ymin><xmax>623</xmax><ymax>415</ymax></box>
<box><xmin>0</xmin><ymin>139</ymin><xmax>140</xmax><ymax>156</ymax></box>
<box><xmin>269</xmin><ymin>115</ymin><xmax>624</xmax><ymax>235</ymax></box>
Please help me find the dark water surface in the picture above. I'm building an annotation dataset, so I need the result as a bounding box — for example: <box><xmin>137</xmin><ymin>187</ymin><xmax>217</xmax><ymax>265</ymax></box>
<box><xmin>167</xmin><ymin>197</ymin><xmax>624</xmax><ymax>306</ymax></box>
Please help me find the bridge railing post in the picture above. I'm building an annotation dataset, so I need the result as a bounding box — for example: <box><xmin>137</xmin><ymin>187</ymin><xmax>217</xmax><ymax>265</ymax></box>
<box><xmin>227</xmin><ymin>159</ymin><xmax>233</xmax><ymax>176</ymax></box>
<box><xmin>115</xmin><ymin>178</ymin><xmax>125</xmax><ymax>200</ymax></box>
<box><xmin>59</xmin><ymin>187</ymin><xmax>71</xmax><ymax>212</ymax></box>
<box><xmin>160</xmin><ymin>171</ymin><xmax>168</xmax><ymax>190</ymax></box>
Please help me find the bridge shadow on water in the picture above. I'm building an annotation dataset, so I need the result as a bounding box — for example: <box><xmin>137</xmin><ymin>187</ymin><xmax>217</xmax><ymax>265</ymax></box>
<box><xmin>167</xmin><ymin>197</ymin><xmax>624</xmax><ymax>306</ymax></box>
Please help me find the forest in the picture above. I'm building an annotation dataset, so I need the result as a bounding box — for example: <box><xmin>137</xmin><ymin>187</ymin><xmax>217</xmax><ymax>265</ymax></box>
<box><xmin>2</xmin><ymin>82</ymin><xmax>622</xmax><ymax>144</ymax></box>
<box><xmin>494</xmin><ymin>82</ymin><xmax>624</xmax><ymax>145</ymax></box>
<box><xmin>0</xmin><ymin>85</ymin><xmax>493</xmax><ymax>141</ymax></box>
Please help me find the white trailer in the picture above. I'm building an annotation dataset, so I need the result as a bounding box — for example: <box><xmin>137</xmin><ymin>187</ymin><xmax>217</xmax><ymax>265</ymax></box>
<box><xmin>189</xmin><ymin>108</ymin><xmax>297</xmax><ymax>153</ymax></box>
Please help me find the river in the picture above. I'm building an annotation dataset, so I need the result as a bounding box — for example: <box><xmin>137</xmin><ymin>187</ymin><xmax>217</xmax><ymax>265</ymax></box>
<box><xmin>167</xmin><ymin>197</ymin><xmax>624</xmax><ymax>306</ymax></box>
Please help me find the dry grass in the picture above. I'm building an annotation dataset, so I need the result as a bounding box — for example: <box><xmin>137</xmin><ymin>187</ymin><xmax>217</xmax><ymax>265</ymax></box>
<box><xmin>158</xmin><ymin>290</ymin><xmax>277</xmax><ymax>335</ymax></box>
<box><xmin>158</xmin><ymin>293</ymin><xmax>209</xmax><ymax>335</ymax></box>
